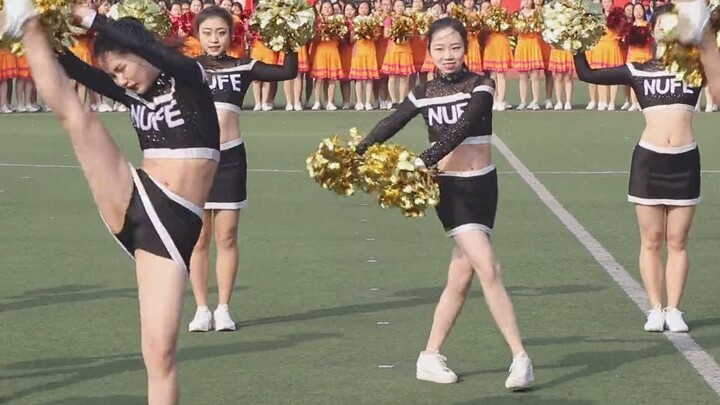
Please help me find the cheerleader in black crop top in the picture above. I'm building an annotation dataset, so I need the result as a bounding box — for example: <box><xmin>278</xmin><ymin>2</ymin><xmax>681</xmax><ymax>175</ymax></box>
<box><xmin>2</xmin><ymin>2</ymin><xmax>221</xmax><ymax>401</ymax></box>
<box><xmin>574</xmin><ymin>34</ymin><xmax>699</xmax><ymax>333</ymax></box>
<box><xmin>357</xmin><ymin>18</ymin><xmax>534</xmax><ymax>391</ymax></box>
<box><xmin>186</xmin><ymin>7</ymin><xmax>298</xmax><ymax>333</ymax></box>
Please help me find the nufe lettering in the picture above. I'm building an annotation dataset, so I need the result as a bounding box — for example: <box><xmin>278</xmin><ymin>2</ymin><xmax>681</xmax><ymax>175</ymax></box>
<box><xmin>131</xmin><ymin>100</ymin><xmax>185</xmax><ymax>131</ymax></box>
<box><xmin>428</xmin><ymin>102</ymin><xmax>468</xmax><ymax>126</ymax></box>
<box><xmin>643</xmin><ymin>77</ymin><xmax>694</xmax><ymax>96</ymax></box>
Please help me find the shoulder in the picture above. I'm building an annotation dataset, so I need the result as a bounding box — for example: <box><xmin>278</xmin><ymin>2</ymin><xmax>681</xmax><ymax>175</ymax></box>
<box><xmin>471</xmin><ymin>73</ymin><xmax>495</xmax><ymax>93</ymax></box>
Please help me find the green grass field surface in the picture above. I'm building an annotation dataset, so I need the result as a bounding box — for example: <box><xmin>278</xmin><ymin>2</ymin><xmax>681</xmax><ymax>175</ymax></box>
<box><xmin>2</xmin><ymin>85</ymin><xmax>720</xmax><ymax>404</ymax></box>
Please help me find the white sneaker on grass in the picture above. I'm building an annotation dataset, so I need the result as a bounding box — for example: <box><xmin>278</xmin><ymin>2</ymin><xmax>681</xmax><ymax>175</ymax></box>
<box><xmin>188</xmin><ymin>306</ymin><xmax>213</xmax><ymax>332</ymax></box>
<box><xmin>664</xmin><ymin>307</ymin><xmax>689</xmax><ymax>332</ymax></box>
<box><xmin>644</xmin><ymin>305</ymin><xmax>665</xmax><ymax>332</ymax></box>
<box><xmin>505</xmin><ymin>352</ymin><xmax>534</xmax><ymax>391</ymax></box>
<box><xmin>416</xmin><ymin>351</ymin><xmax>458</xmax><ymax>384</ymax></box>
<box><xmin>213</xmin><ymin>304</ymin><xmax>237</xmax><ymax>331</ymax></box>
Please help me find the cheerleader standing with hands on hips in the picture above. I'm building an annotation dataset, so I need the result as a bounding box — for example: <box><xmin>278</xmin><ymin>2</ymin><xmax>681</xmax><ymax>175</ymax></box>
<box><xmin>1</xmin><ymin>0</ymin><xmax>222</xmax><ymax>402</ymax></box>
<box><xmin>356</xmin><ymin>17</ymin><xmax>534</xmax><ymax>391</ymax></box>
<box><xmin>188</xmin><ymin>6</ymin><xmax>298</xmax><ymax>332</ymax></box>
<box><xmin>574</xmin><ymin>5</ymin><xmax>702</xmax><ymax>333</ymax></box>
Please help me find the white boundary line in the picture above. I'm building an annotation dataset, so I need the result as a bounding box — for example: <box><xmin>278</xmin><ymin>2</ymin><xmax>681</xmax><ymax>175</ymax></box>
<box><xmin>492</xmin><ymin>135</ymin><xmax>720</xmax><ymax>396</ymax></box>
<box><xmin>3</xmin><ymin>163</ymin><xmax>720</xmax><ymax>176</ymax></box>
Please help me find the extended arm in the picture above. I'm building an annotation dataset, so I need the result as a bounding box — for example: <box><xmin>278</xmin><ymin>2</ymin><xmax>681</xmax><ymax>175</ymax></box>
<box><xmin>573</xmin><ymin>52</ymin><xmax>631</xmax><ymax>85</ymax></box>
<box><xmin>56</xmin><ymin>48</ymin><xmax>130</xmax><ymax>104</ymax></box>
<box><xmin>356</xmin><ymin>97</ymin><xmax>421</xmax><ymax>154</ymax></box>
<box><xmin>417</xmin><ymin>83</ymin><xmax>494</xmax><ymax>167</ymax></box>
<box><xmin>247</xmin><ymin>52</ymin><xmax>298</xmax><ymax>82</ymax></box>
<box><xmin>699</xmin><ymin>28</ymin><xmax>720</xmax><ymax>102</ymax></box>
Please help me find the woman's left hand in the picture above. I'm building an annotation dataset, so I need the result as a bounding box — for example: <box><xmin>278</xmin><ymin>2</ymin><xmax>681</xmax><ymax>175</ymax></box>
<box><xmin>72</xmin><ymin>4</ymin><xmax>98</xmax><ymax>29</ymax></box>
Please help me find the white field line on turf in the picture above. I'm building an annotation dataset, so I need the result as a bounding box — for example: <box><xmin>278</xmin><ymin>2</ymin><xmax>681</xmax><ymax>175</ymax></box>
<box><xmin>492</xmin><ymin>134</ymin><xmax>720</xmax><ymax>396</ymax></box>
<box><xmin>3</xmin><ymin>163</ymin><xmax>720</xmax><ymax>176</ymax></box>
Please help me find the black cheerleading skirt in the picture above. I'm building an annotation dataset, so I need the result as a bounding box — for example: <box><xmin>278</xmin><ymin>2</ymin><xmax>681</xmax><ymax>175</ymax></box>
<box><xmin>101</xmin><ymin>165</ymin><xmax>204</xmax><ymax>273</ymax></box>
<box><xmin>435</xmin><ymin>165</ymin><xmax>498</xmax><ymax>237</ymax></box>
<box><xmin>205</xmin><ymin>138</ymin><xmax>247</xmax><ymax>210</ymax></box>
<box><xmin>628</xmin><ymin>140</ymin><xmax>701</xmax><ymax>206</ymax></box>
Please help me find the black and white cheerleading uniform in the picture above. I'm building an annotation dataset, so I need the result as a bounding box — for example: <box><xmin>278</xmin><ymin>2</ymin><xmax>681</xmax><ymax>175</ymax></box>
<box><xmin>357</xmin><ymin>69</ymin><xmax>497</xmax><ymax>236</ymax></box>
<box><xmin>197</xmin><ymin>52</ymin><xmax>298</xmax><ymax>210</ymax></box>
<box><xmin>574</xmin><ymin>54</ymin><xmax>702</xmax><ymax>206</ymax></box>
<box><xmin>57</xmin><ymin>14</ymin><xmax>220</xmax><ymax>272</ymax></box>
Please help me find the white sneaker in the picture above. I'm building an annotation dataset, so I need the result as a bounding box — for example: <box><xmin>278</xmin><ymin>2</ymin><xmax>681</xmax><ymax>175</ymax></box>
<box><xmin>564</xmin><ymin>102</ymin><xmax>572</xmax><ymax>110</ymax></box>
<box><xmin>505</xmin><ymin>352</ymin><xmax>534</xmax><ymax>391</ymax></box>
<box><xmin>597</xmin><ymin>102</ymin><xmax>607</xmax><ymax>111</ymax></box>
<box><xmin>628</xmin><ymin>104</ymin><xmax>639</xmax><ymax>111</ymax></box>
<box><xmin>253</xmin><ymin>104</ymin><xmax>262</xmax><ymax>111</ymax></box>
<box><xmin>262</xmin><ymin>103</ymin><xmax>273</xmax><ymax>111</ymax></box>
<box><xmin>293</xmin><ymin>102</ymin><xmax>303</xmax><ymax>111</ymax></box>
<box><xmin>213</xmin><ymin>305</ymin><xmax>237</xmax><ymax>331</ymax></box>
<box><xmin>586</xmin><ymin>101</ymin><xmax>596</xmax><ymax>110</ymax></box>
<box><xmin>364</xmin><ymin>102</ymin><xmax>373</xmax><ymax>111</ymax></box>
<box><xmin>1</xmin><ymin>105</ymin><xmax>12</xmax><ymax>113</ymax></box>
<box><xmin>644</xmin><ymin>306</ymin><xmax>665</xmax><ymax>332</ymax></box>
<box><xmin>311</xmin><ymin>102</ymin><xmax>321</xmax><ymax>110</ymax></box>
<box><xmin>98</xmin><ymin>103</ymin><xmax>113</xmax><ymax>112</ymax></box>
<box><xmin>607</xmin><ymin>103</ymin><xmax>616</xmax><ymax>111</ymax></box>
<box><xmin>354</xmin><ymin>102</ymin><xmax>364</xmax><ymax>111</ymax></box>
<box><xmin>664</xmin><ymin>307</ymin><xmax>689</xmax><ymax>332</ymax></box>
<box><xmin>528</xmin><ymin>101</ymin><xmax>540</xmax><ymax>110</ymax></box>
<box><xmin>545</xmin><ymin>99</ymin><xmax>553</xmax><ymax>109</ymax></box>
<box><xmin>516</xmin><ymin>102</ymin><xmax>527</xmax><ymax>111</ymax></box>
<box><xmin>620</xmin><ymin>101</ymin><xmax>631</xmax><ymax>110</ymax></box>
<box><xmin>496</xmin><ymin>102</ymin><xmax>506</xmax><ymax>111</ymax></box>
<box><xmin>285</xmin><ymin>103</ymin><xmax>294</xmax><ymax>111</ymax></box>
<box><xmin>554</xmin><ymin>102</ymin><xmax>563</xmax><ymax>110</ymax></box>
<box><xmin>326</xmin><ymin>102</ymin><xmax>337</xmax><ymax>111</ymax></box>
<box><xmin>416</xmin><ymin>351</ymin><xmax>458</xmax><ymax>384</ymax></box>
<box><xmin>188</xmin><ymin>306</ymin><xmax>214</xmax><ymax>332</ymax></box>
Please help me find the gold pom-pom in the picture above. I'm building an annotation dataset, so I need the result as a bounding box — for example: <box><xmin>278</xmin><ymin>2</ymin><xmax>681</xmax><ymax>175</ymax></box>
<box><xmin>485</xmin><ymin>5</ymin><xmax>512</xmax><ymax>33</ymax></box>
<box><xmin>352</xmin><ymin>15</ymin><xmax>381</xmax><ymax>40</ymax></box>
<box><xmin>314</xmin><ymin>14</ymin><xmax>348</xmax><ymax>41</ymax></box>
<box><xmin>112</xmin><ymin>0</ymin><xmax>172</xmax><ymax>38</ymax></box>
<box><xmin>448</xmin><ymin>6</ymin><xmax>468</xmax><ymax>26</ymax></box>
<box><xmin>414</xmin><ymin>12</ymin><xmax>436</xmax><ymax>36</ymax></box>
<box><xmin>1</xmin><ymin>0</ymin><xmax>86</xmax><ymax>56</ymax></box>
<box><xmin>388</xmin><ymin>15</ymin><xmax>414</xmax><ymax>43</ymax></box>
<box><xmin>356</xmin><ymin>142</ymin><xmax>440</xmax><ymax>218</ymax></box>
<box><xmin>250</xmin><ymin>0</ymin><xmax>316</xmax><ymax>52</ymax></box>
<box><xmin>305</xmin><ymin>133</ymin><xmax>359</xmax><ymax>197</ymax></box>
<box><xmin>466</xmin><ymin>11</ymin><xmax>485</xmax><ymax>35</ymax></box>
<box><xmin>541</xmin><ymin>0</ymin><xmax>605</xmax><ymax>53</ymax></box>
<box><xmin>513</xmin><ymin>9</ymin><xmax>543</xmax><ymax>34</ymax></box>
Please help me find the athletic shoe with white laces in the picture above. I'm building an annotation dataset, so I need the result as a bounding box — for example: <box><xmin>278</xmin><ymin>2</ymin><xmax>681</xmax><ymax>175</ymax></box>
<box><xmin>664</xmin><ymin>307</ymin><xmax>689</xmax><ymax>332</ymax></box>
<box><xmin>213</xmin><ymin>304</ymin><xmax>237</xmax><ymax>331</ymax></box>
<box><xmin>505</xmin><ymin>352</ymin><xmax>533</xmax><ymax>391</ymax></box>
<box><xmin>188</xmin><ymin>306</ymin><xmax>213</xmax><ymax>332</ymax></box>
<box><xmin>416</xmin><ymin>351</ymin><xmax>458</xmax><ymax>384</ymax></box>
<box><xmin>644</xmin><ymin>305</ymin><xmax>665</xmax><ymax>332</ymax></box>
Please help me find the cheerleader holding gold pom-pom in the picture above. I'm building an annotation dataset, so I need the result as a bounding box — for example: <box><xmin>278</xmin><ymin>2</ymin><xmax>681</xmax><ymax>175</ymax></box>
<box><xmin>512</xmin><ymin>0</ymin><xmax>545</xmax><ymax>110</ymax></box>
<box><xmin>339</xmin><ymin>3</ymin><xmax>357</xmax><ymax>110</ymax></box>
<box><xmin>547</xmin><ymin>44</ymin><xmax>574</xmax><ymax>110</ymax></box>
<box><xmin>310</xmin><ymin>1</ymin><xmax>346</xmax><ymax>110</ymax></box>
<box><xmin>356</xmin><ymin>17</ymin><xmax>534</xmax><ymax>391</ymax></box>
<box><xmin>533</xmin><ymin>0</ymin><xmax>554</xmax><ymax>109</ymax></box>
<box><xmin>0</xmin><ymin>45</ymin><xmax>15</xmax><ymax>113</ymax></box>
<box><xmin>381</xmin><ymin>0</ymin><xmax>416</xmax><ymax>109</ymax></box>
<box><xmin>349</xmin><ymin>1</ymin><xmax>381</xmax><ymax>110</ymax></box>
<box><xmin>585</xmin><ymin>0</ymin><xmax>626</xmax><ymax>111</ymax></box>
<box><xmin>482</xmin><ymin>0</ymin><xmax>513</xmax><ymax>111</ymax></box>
<box><xmin>625</xmin><ymin>3</ymin><xmax>652</xmax><ymax>111</ymax></box>
<box><xmin>461</xmin><ymin>0</ymin><xmax>483</xmax><ymax>74</ymax></box>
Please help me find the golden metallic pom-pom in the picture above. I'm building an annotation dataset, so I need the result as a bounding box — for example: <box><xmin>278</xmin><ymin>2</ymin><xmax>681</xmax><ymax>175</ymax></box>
<box><xmin>357</xmin><ymin>143</ymin><xmax>440</xmax><ymax>218</ymax></box>
<box><xmin>1</xmin><ymin>0</ymin><xmax>86</xmax><ymax>56</ymax></box>
<box><xmin>111</xmin><ymin>0</ymin><xmax>172</xmax><ymax>39</ymax></box>
<box><xmin>249</xmin><ymin>0</ymin><xmax>316</xmax><ymax>52</ymax></box>
<box><xmin>305</xmin><ymin>133</ymin><xmax>359</xmax><ymax>197</ymax></box>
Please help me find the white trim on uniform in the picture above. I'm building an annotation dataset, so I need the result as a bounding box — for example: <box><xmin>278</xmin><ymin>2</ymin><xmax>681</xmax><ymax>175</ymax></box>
<box><xmin>220</xmin><ymin>138</ymin><xmax>244</xmax><ymax>151</ymax></box>
<box><xmin>440</xmin><ymin>164</ymin><xmax>496</xmax><ymax>177</ymax></box>
<box><xmin>446</xmin><ymin>223</ymin><xmax>492</xmax><ymax>237</ymax></box>
<box><xmin>626</xmin><ymin>63</ymin><xmax>675</xmax><ymax>77</ymax></box>
<box><xmin>205</xmin><ymin>200</ymin><xmax>248</xmax><ymax>210</ymax></box>
<box><xmin>210</xmin><ymin>60</ymin><xmax>256</xmax><ymax>73</ymax></box>
<box><xmin>130</xmin><ymin>166</ymin><xmax>189</xmax><ymax>273</ymax></box>
<box><xmin>628</xmin><ymin>195</ymin><xmax>701</xmax><ymax>206</ymax></box>
<box><xmin>641</xmin><ymin>104</ymin><xmax>696</xmax><ymax>113</ymax></box>
<box><xmin>638</xmin><ymin>140</ymin><xmax>697</xmax><ymax>154</ymax></box>
<box><xmin>143</xmin><ymin>147</ymin><xmax>221</xmax><ymax>161</ymax></box>
<box><xmin>214</xmin><ymin>102</ymin><xmax>242</xmax><ymax>115</ymax></box>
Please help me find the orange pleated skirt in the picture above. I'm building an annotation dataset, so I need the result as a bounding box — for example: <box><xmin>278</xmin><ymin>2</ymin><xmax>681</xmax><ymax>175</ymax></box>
<box><xmin>513</xmin><ymin>33</ymin><xmax>545</xmax><ymax>71</ymax></box>
<box><xmin>375</xmin><ymin>38</ymin><xmax>389</xmax><ymax>77</ymax></box>
<box><xmin>298</xmin><ymin>45</ymin><xmax>310</xmax><ymax>73</ymax></box>
<box><xmin>627</xmin><ymin>45</ymin><xmax>653</xmax><ymax>63</ymax></box>
<box><xmin>311</xmin><ymin>40</ymin><xmax>344</xmax><ymax>80</ymax></box>
<box><xmin>349</xmin><ymin>39</ymin><xmax>380</xmax><ymax>80</ymax></box>
<box><xmin>548</xmin><ymin>49</ymin><xmax>574</xmax><ymax>73</ymax></box>
<box><xmin>587</xmin><ymin>31</ymin><xmax>623</xmax><ymax>69</ymax></box>
<box><xmin>482</xmin><ymin>33</ymin><xmax>513</xmax><ymax>72</ymax></box>
<box><xmin>0</xmin><ymin>49</ymin><xmax>17</xmax><ymax>80</ymax></box>
<box><xmin>465</xmin><ymin>33</ymin><xmax>482</xmax><ymax>73</ymax></box>
<box><xmin>251</xmin><ymin>40</ymin><xmax>278</xmax><ymax>64</ymax></box>
<box><xmin>15</xmin><ymin>55</ymin><xmax>30</xmax><ymax>80</ymax></box>
<box><xmin>410</xmin><ymin>33</ymin><xmax>426</xmax><ymax>72</ymax></box>
<box><xmin>540</xmin><ymin>40</ymin><xmax>551</xmax><ymax>70</ymax></box>
<box><xmin>381</xmin><ymin>41</ymin><xmax>415</xmax><ymax>76</ymax></box>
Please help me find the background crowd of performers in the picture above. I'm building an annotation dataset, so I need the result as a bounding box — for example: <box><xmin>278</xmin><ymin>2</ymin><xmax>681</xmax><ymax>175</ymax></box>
<box><xmin>1</xmin><ymin>0</ymin><xmax>718</xmax><ymax>114</ymax></box>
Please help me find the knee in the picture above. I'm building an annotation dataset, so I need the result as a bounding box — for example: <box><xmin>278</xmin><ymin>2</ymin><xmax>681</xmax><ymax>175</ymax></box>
<box><xmin>640</xmin><ymin>229</ymin><xmax>664</xmax><ymax>252</ymax></box>
<box><xmin>475</xmin><ymin>261</ymin><xmax>502</xmax><ymax>287</ymax></box>
<box><xmin>142</xmin><ymin>336</ymin><xmax>176</xmax><ymax>376</ymax></box>
<box><xmin>666</xmin><ymin>232</ymin><xmax>689</xmax><ymax>253</ymax></box>
<box><xmin>445</xmin><ymin>271</ymin><xmax>473</xmax><ymax>296</ymax></box>
<box><xmin>214</xmin><ymin>227</ymin><xmax>238</xmax><ymax>251</ymax></box>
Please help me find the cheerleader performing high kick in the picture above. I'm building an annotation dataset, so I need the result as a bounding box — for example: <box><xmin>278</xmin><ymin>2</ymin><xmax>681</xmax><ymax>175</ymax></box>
<box><xmin>188</xmin><ymin>6</ymin><xmax>298</xmax><ymax>332</ymax></box>
<box><xmin>356</xmin><ymin>18</ymin><xmax>533</xmax><ymax>391</ymax></box>
<box><xmin>1</xmin><ymin>0</ymin><xmax>220</xmax><ymax>403</ymax></box>
<box><xmin>574</xmin><ymin>4</ymin><xmax>702</xmax><ymax>333</ymax></box>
